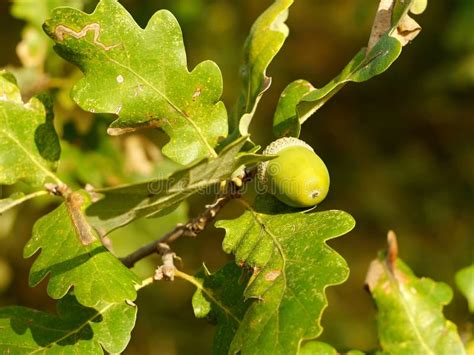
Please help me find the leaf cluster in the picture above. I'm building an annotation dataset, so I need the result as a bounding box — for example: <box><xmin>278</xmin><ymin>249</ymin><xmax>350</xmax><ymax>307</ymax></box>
<box><xmin>2</xmin><ymin>1</ymin><xmax>469</xmax><ymax>354</ymax></box>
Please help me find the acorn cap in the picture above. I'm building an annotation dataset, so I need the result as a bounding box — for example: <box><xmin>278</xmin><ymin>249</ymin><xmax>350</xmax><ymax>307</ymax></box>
<box><xmin>257</xmin><ymin>137</ymin><xmax>314</xmax><ymax>185</ymax></box>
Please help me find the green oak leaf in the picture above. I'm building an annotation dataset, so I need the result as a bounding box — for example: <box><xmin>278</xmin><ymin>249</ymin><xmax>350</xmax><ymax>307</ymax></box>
<box><xmin>229</xmin><ymin>0</ymin><xmax>293</xmax><ymax>138</ymax></box>
<box><xmin>0</xmin><ymin>293</ymin><xmax>136</xmax><ymax>354</ymax></box>
<box><xmin>366</xmin><ymin>248</ymin><xmax>465</xmax><ymax>354</ymax></box>
<box><xmin>0</xmin><ymin>71</ymin><xmax>61</xmax><ymax>186</ymax></box>
<box><xmin>43</xmin><ymin>0</ymin><xmax>228</xmax><ymax>165</ymax></box>
<box><xmin>455</xmin><ymin>264</ymin><xmax>474</xmax><ymax>313</ymax></box>
<box><xmin>273</xmin><ymin>0</ymin><xmax>426</xmax><ymax>138</ymax></box>
<box><xmin>192</xmin><ymin>263</ymin><xmax>250</xmax><ymax>355</ymax></box>
<box><xmin>24</xmin><ymin>190</ymin><xmax>139</xmax><ymax>307</ymax></box>
<box><xmin>216</xmin><ymin>194</ymin><xmax>355</xmax><ymax>354</ymax></box>
<box><xmin>86</xmin><ymin>136</ymin><xmax>271</xmax><ymax>234</ymax></box>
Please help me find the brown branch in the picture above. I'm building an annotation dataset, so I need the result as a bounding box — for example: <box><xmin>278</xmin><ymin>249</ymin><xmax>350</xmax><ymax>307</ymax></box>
<box><xmin>120</xmin><ymin>175</ymin><xmax>248</xmax><ymax>268</ymax></box>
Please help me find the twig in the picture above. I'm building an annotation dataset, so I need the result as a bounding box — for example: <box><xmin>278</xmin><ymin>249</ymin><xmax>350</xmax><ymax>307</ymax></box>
<box><xmin>120</xmin><ymin>175</ymin><xmax>247</xmax><ymax>268</ymax></box>
<box><xmin>386</xmin><ymin>230</ymin><xmax>398</xmax><ymax>273</ymax></box>
<box><xmin>154</xmin><ymin>243</ymin><xmax>177</xmax><ymax>281</ymax></box>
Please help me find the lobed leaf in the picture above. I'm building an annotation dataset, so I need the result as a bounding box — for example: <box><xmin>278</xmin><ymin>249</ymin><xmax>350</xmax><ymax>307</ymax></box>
<box><xmin>216</xmin><ymin>195</ymin><xmax>355</xmax><ymax>354</ymax></box>
<box><xmin>24</xmin><ymin>190</ymin><xmax>140</xmax><ymax>307</ymax></box>
<box><xmin>455</xmin><ymin>264</ymin><xmax>474</xmax><ymax>313</ymax></box>
<box><xmin>0</xmin><ymin>294</ymin><xmax>136</xmax><ymax>354</ymax></box>
<box><xmin>273</xmin><ymin>0</ymin><xmax>426</xmax><ymax>138</ymax></box>
<box><xmin>192</xmin><ymin>263</ymin><xmax>250</xmax><ymax>355</ymax></box>
<box><xmin>0</xmin><ymin>71</ymin><xmax>61</xmax><ymax>186</ymax></box>
<box><xmin>230</xmin><ymin>0</ymin><xmax>294</xmax><ymax>137</ymax></box>
<box><xmin>86</xmin><ymin>136</ymin><xmax>270</xmax><ymax>234</ymax></box>
<box><xmin>43</xmin><ymin>0</ymin><xmax>228</xmax><ymax>165</ymax></box>
<box><xmin>366</xmin><ymin>243</ymin><xmax>465</xmax><ymax>354</ymax></box>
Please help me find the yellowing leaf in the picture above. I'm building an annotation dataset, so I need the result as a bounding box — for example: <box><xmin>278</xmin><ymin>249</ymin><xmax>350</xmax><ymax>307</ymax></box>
<box><xmin>366</xmin><ymin>233</ymin><xmax>465</xmax><ymax>355</ymax></box>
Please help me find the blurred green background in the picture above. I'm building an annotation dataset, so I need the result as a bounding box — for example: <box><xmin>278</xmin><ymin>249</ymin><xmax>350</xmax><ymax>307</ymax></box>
<box><xmin>0</xmin><ymin>0</ymin><xmax>473</xmax><ymax>353</ymax></box>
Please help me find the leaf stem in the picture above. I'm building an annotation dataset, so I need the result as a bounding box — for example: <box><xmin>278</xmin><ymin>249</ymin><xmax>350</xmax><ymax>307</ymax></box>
<box><xmin>174</xmin><ymin>269</ymin><xmax>201</xmax><ymax>288</ymax></box>
<box><xmin>135</xmin><ymin>276</ymin><xmax>155</xmax><ymax>291</ymax></box>
<box><xmin>0</xmin><ymin>190</ymin><xmax>49</xmax><ymax>214</ymax></box>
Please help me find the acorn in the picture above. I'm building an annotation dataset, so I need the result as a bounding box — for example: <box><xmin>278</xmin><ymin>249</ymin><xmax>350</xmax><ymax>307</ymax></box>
<box><xmin>258</xmin><ymin>137</ymin><xmax>330</xmax><ymax>208</ymax></box>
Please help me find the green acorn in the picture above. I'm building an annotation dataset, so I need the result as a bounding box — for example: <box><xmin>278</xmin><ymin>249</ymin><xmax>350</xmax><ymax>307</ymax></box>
<box><xmin>258</xmin><ymin>137</ymin><xmax>330</xmax><ymax>208</ymax></box>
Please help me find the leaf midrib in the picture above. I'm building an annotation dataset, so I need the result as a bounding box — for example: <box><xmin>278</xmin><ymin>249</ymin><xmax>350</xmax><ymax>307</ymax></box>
<box><xmin>77</xmin><ymin>35</ymin><xmax>218</xmax><ymax>159</ymax></box>
<box><xmin>29</xmin><ymin>303</ymin><xmax>113</xmax><ymax>354</ymax></box>
<box><xmin>0</xmin><ymin>128</ymin><xmax>59</xmax><ymax>184</ymax></box>
<box><xmin>385</xmin><ymin>263</ymin><xmax>435</xmax><ymax>355</ymax></box>
<box><xmin>243</xmin><ymin>204</ymin><xmax>287</xmax><ymax>351</ymax></box>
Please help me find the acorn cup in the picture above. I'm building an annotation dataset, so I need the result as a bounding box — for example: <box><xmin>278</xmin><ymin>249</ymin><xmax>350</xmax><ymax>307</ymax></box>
<box><xmin>257</xmin><ymin>137</ymin><xmax>330</xmax><ymax>208</ymax></box>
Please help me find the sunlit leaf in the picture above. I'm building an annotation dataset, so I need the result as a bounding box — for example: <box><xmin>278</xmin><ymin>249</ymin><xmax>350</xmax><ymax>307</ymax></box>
<box><xmin>0</xmin><ymin>71</ymin><xmax>61</xmax><ymax>186</ymax></box>
<box><xmin>0</xmin><ymin>294</ymin><xmax>136</xmax><ymax>354</ymax></box>
<box><xmin>455</xmin><ymin>264</ymin><xmax>474</xmax><ymax>313</ymax></box>
<box><xmin>216</xmin><ymin>195</ymin><xmax>355</xmax><ymax>354</ymax></box>
<box><xmin>43</xmin><ymin>0</ymin><xmax>228</xmax><ymax>164</ymax></box>
<box><xmin>229</xmin><ymin>0</ymin><xmax>293</xmax><ymax>138</ymax></box>
<box><xmin>366</xmin><ymin>239</ymin><xmax>465</xmax><ymax>355</ymax></box>
<box><xmin>86</xmin><ymin>136</ymin><xmax>270</xmax><ymax>234</ymax></box>
<box><xmin>24</xmin><ymin>190</ymin><xmax>139</xmax><ymax>307</ymax></box>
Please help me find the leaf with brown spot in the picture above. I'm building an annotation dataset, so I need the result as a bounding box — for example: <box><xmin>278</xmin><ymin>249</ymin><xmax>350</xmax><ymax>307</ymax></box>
<box><xmin>43</xmin><ymin>0</ymin><xmax>227</xmax><ymax>165</ymax></box>
<box><xmin>216</xmin><ymin>194</ymin><xmax>355</xmax><ymax>354</ymax></box>
<box><xmin>24</xmin><ymin>190</ymin><xmax>139</xmax><ymax>307</ymax></box>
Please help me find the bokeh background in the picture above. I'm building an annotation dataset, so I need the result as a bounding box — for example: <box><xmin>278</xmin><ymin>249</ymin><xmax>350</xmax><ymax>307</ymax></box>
<box><xmin>0</xmin><ymin>0</ymin><xmax>473</xmax><ymax>353</ymax></box>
